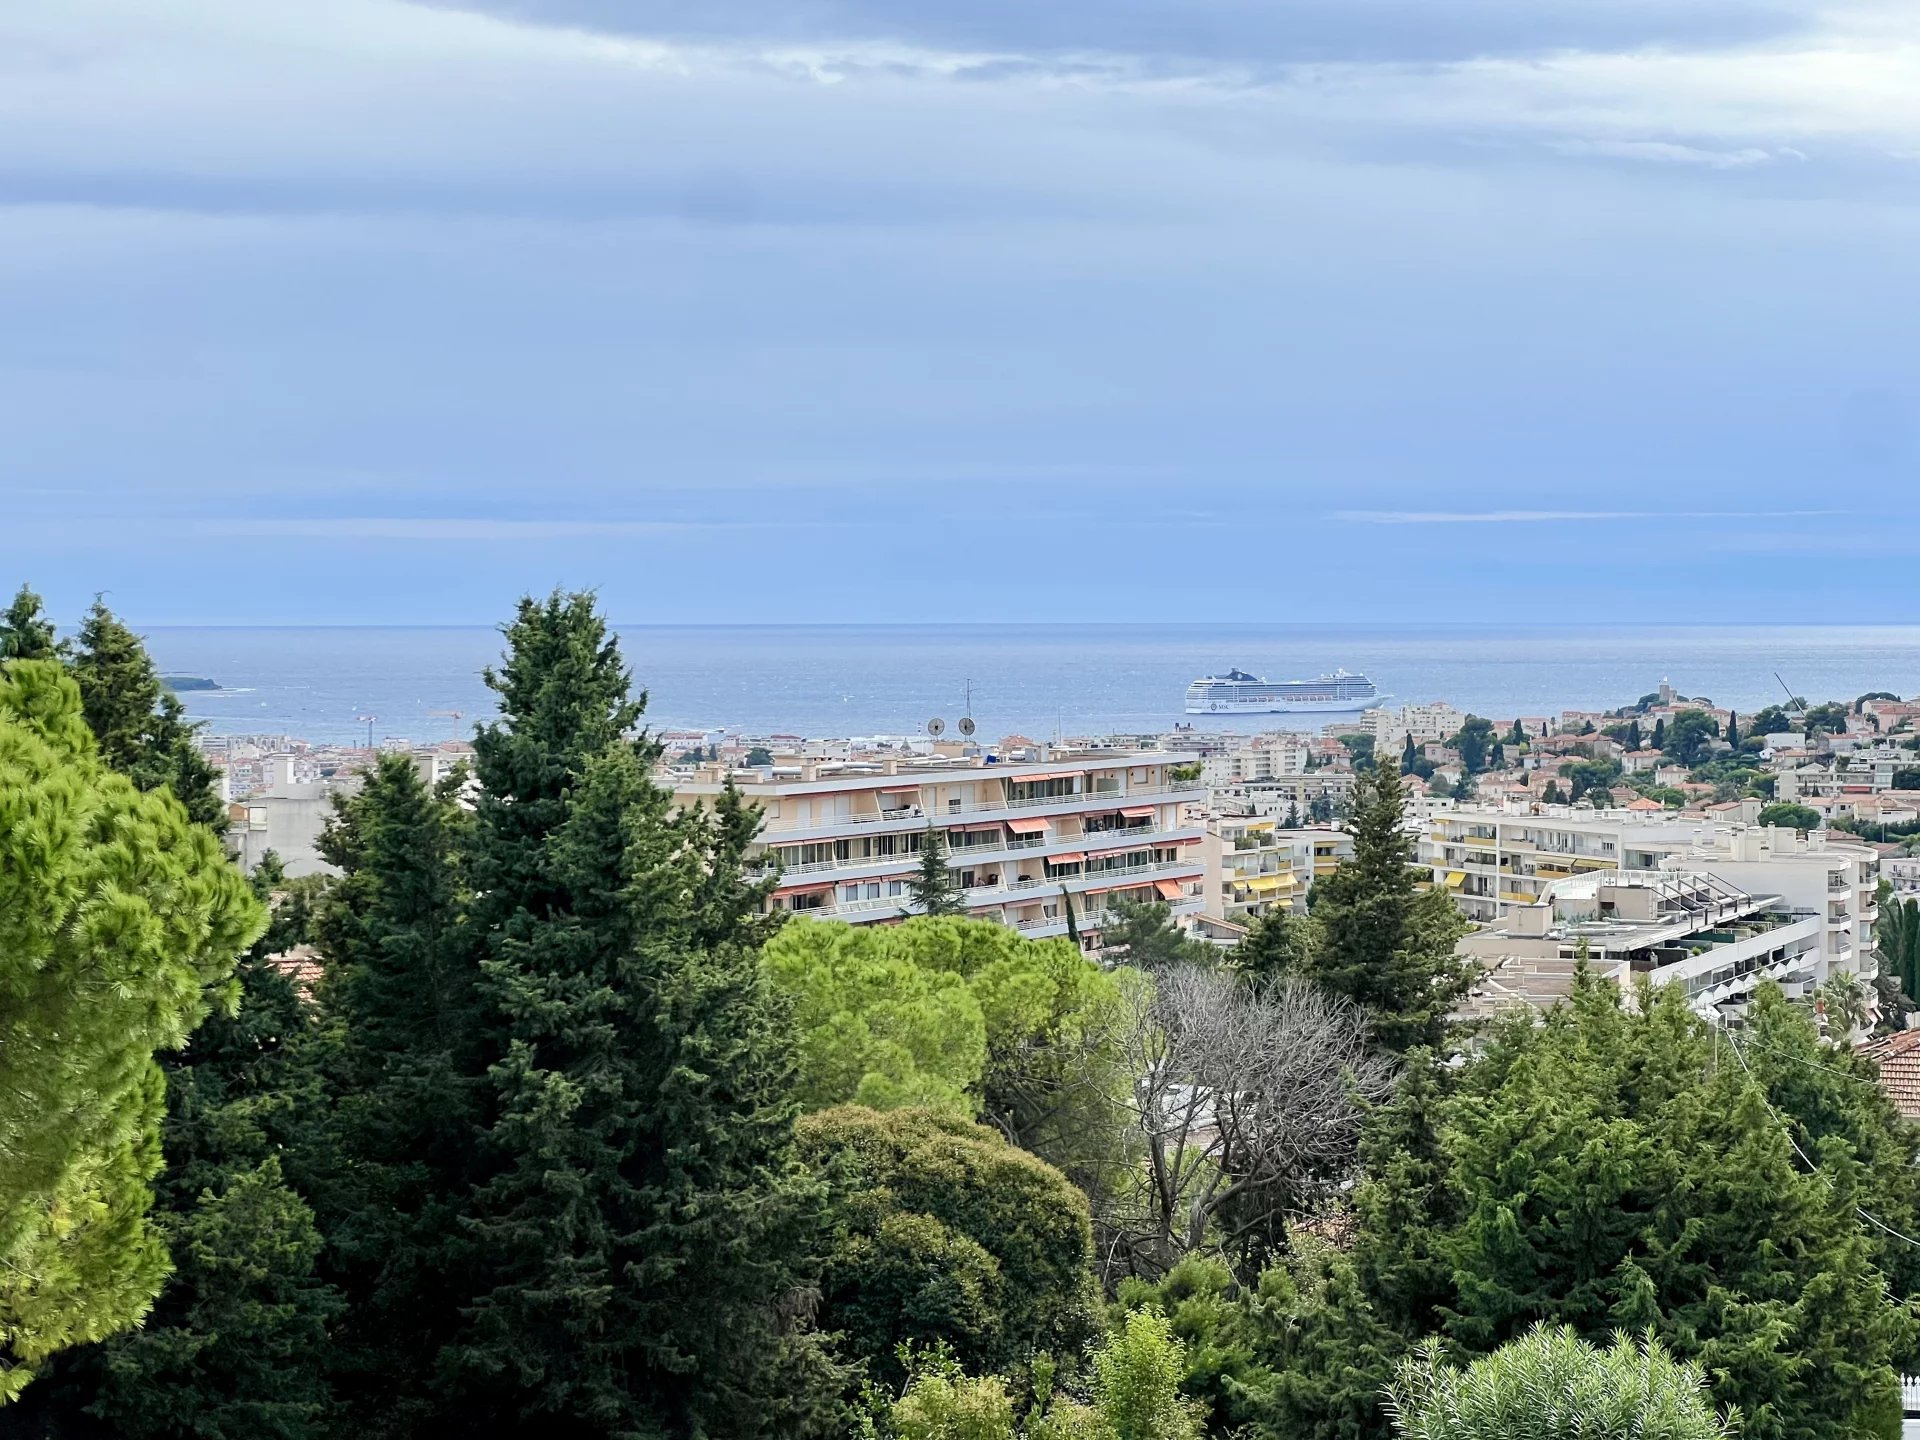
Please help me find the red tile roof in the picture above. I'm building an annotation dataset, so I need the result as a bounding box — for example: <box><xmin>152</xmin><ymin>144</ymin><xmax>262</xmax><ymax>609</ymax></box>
<box><xmin>1858</xmin><ymin>1029</ymin><xmax>1920</xmax><ymax>1122</ymax></box>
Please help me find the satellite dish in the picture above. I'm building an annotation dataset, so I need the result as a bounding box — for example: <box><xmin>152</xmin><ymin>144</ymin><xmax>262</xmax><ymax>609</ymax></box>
<box><xmin>958</xmin><ymin>716</ymin><xmax>976</xmax><ymax>737</ymax></box>
<box><xmin>927</xmin><ymin>717</ymin><xmax>946</xmax><ymax>737</ymax></box>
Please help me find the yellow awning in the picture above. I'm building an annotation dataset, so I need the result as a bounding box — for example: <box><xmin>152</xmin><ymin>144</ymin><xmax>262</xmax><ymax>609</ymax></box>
<box><xmin>1248</xmin><ymin>873</ymin><xmax>1298</xmax><ymax>894</ymax></box>
<box><xmin>1444</xmin><ymin>870</ymin><xmax>1466</xmax><ymax>889</ymax></box>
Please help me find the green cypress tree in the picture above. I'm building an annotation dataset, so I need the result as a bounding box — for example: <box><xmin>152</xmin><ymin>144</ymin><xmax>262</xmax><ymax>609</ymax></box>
<box><xmin>0</xmin><ymin>584</ymin><xmax>58</xmax><ymax>663</ymax></box>
<box><xmin>67</xmin><ymin>598</ymin><xmax>223</xmax><ymax>829</ymax></box>
<box><xmin>906</xmin><ymin>825</ymin><xmax>964</xmax><ymax>916</ymax></box>
<box><xmin>1400</xmin><ymin>733</ymin><xmax>1417</xmax><ymax>770</ymax></box>
<box><xmin>311</xmin><ymin>754</ymin><xmax>477</xmax><ymax>1436</ymax></box>
<box><xmin>1300</xmin><ymin>764</ymin><xmax>1471</xmax><ymax>1053</ymax></box>
<box><xmin>444</xmin><ymin>592</ymin><xmax>831</xmax><ymax>1437</ymax></box>
<box><xmin>0</xmin><ymin>660</ymin><xmax>264</xmax><ymax>1404</ymax></box>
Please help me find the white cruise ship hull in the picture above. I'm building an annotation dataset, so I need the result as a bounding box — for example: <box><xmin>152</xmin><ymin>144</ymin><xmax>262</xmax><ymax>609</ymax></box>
<box><xmin>1186</xmin><ymin>695</ymin><xmax>1376</xmax><ymax>715</ymax></box>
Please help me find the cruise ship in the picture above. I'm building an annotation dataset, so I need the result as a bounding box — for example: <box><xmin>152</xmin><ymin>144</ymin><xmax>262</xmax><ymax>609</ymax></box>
<box><xmin>1184</xmin><ymin>668</ymin><xmax>1382</xmax><ymax>715</ymax></box>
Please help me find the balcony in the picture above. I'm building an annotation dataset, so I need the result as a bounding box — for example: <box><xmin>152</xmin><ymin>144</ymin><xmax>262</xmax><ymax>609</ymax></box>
<box><xmin>757</xmin><ymin>781</ymin><xmax>1203</xmax><ymax>840</ymax></box>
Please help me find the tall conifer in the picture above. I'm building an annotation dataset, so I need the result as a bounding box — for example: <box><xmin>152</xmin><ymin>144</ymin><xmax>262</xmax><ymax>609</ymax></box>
<box><xmin>67</xmin><ymin>598</ymin><xmax>222</xmax><ymax>828</ymax></box>
<box><xmin>1303</xmin><ymin>764</ymin><xmax>1472</xmax><ymax>1052</ymax></box>
<box><xmin>0</xmin><ymin>584</ymin><xmax>58</xmax><ymax>663</ymax></box>
<box><xmin>313</xmin><ymin>754</ymin><xmax>475</xmax><ymax>1436</ymax></box>
<box><xmin>444</xmin><ymin>591</ymin><xmax>828</xmax><ymax>1437</ymax></box>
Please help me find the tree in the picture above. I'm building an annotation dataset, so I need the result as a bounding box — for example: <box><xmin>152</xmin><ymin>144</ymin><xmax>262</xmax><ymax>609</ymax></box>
<box><xmin>0</xmin><ymin>584</ymin><xmax>58</xmax><ymax>662</ymax></box>
<box><xmin>1506</xmin><ymin>719</ymin><xmax>1524</xmax><ymax>746</ymax></box>
<box><xmin>1651</xmin><ymin>717</ymin><xmax>1666</xmax><ymax>751</ymax></box>
<box><xmin>311</xmin><ymin>753</ymin><xmax>478</xmax><ymax>1434</ymax></box>
<box><xmin>1661</xmin><ymin>710</ymin><xmax>1719</xmax><ymax>767</ymax></box>
<box><xmin>1088</xmin><ymin>1309</ymin><xmax>1204</xmax><ymax>1440</ymax></box>
<box><xmin>0</xmin><ymin>660</ymin><xmax>264</xmax><ymax>1403</ymax></box>
<box><xmin>1488</xmin><ymin>740</ymin><xmax>1504</xmax><ymax>770</ymax></box>
<box><xmin>77</xmin><ymin>852</ymin><xmax>343</xmax><ymax>1439</ymax></box>
<box><xmin>908</xmin><ymin>826</ymin><xmax>965</xmax><ymax>916</ymax></box>
<box><xmin>1725</xmin><ymin>710</ymin><xmax>1739</xmax><ymax>746</ymax></box>
<box><xmin>66</xmin><ymin>598</ymin><xmax>223</xmax><ymax>828</ymax></box>
<box><xmin>1758</xmin><ymin>801</ymin><xmax>1821</xmax><ymax>831</ymax></box>
<box><xmin>1541</xmin><ymin>779</ymin><xmax>1566</xmax><ymax>804</ymax></box>
<box><xmin>1891</xmin><ymin>768</ymin><xmax>1920</xmax><ymax>792</ymax></box>
<box><xmin>799</xmin><ymin>1106</ymin><xmax>1100</xmax><ymax>1386</ymax></box>
<box><xmin>444</xmin><ymin>591</ymin><xmax>829</xmax><ymax>1437</ymax></box>
<box><xmin>1386</xmin><ymin>1325</ymin><xmax>1736</xmax><ymax>1440</ymax></box>
<box><xmin>1401</xmin><ymin>734</ymin><xmax>1417</xmax><ymax>770</ymax></box>
<box><xmin>1449</xmin><ymin>717</ymin><xmax>1495</xmax><ymax>776</ymax></box>
<box><xmin>764</xmin><ymin>916</ymin><xmax>988</xmax><ymax>1112</ymax></box>
<box><xmin>1295</xmin><ymin>764</ymin><xmax>1472</xmax><ymax>1053</ymax></box>
<box><xmin>745</xmin><ymin>745</ymin><xmax>774</xmax><ymax>766</ymax></box>
<box><xmin>1626</xmin><ymin>718</ymin><xmax>1644</xmax><ymax>752</ymax></box>
<box><xmin>1095</xmin><ymin>966</ymin><xmax>1391</xmax><ymax>1280</ymax></box>
<box><xmin>1879</xmin><ymin>895</ymin><xmax>1920</xmax><ymax>1003</ymax></box>
<box><xmin>1099</xmin><ymin>896</ymin><xmax>1209</xmax><ymax>969</ymax></box>
<box><xmin>1283</xmin><ymin>801</ymin><xmax>1302</xmax><ymax>829</ymax></box>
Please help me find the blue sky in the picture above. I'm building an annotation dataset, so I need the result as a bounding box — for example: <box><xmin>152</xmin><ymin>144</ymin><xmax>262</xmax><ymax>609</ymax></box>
<box><xmin>5</xmin><ymin>0</ymin><xmax>1919</xmax><ymax>624</ymax></box>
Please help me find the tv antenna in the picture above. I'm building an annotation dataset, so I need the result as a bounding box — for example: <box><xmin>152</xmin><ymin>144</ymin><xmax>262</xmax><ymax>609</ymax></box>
<box><xmin>958</xmin><ymin>678</ymin><xmax>976</xmax><ymax>738</ymax></box>
<box><xmin>926</xmin><ymin>717</ymin><xmax>946</xmax><ymax>738</ymax></box>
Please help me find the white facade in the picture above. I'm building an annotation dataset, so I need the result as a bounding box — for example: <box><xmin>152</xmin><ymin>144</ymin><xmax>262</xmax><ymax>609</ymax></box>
<box><xmin>1199</xmin><ymin>818</ymin><xmax>1348</xmax><ymax>924</ymax></box>
<box><xmin>1366</xmin><ymin>701</ymin><xmax>1467</xmax><ymax>755</ymax></box>
<box><xmin>672</xmin><ymin>748</ymin><xmax>1208</xmax><ymax>945</ymax></box>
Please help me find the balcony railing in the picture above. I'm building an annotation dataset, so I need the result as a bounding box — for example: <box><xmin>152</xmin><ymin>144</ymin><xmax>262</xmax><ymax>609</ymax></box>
<box><xmin>758</xmin><ymin>781</ymin><xmax>1198</xmax><ymax>834</ymax></box>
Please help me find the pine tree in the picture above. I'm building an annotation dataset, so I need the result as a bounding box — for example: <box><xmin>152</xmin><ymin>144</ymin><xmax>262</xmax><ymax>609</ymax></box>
<box><xmin>0</xmin><ymin>660</ymin><xmax>264</xmax><ymax>1404</ymax></box>
<box><xmin>444</xmin><ymin>592</ymin><xmax>830</xmax><ymax>1437</ymax></box>
<box><xmin>0</xmin><ymin>584</ymin><xmax>58</xmax><ymax>662</ymax></box>
<box><xmin>1401</xmin><ymin>733</ymin><xmax>1417</xmax><ymax>770</ymax></box>
<box><xmin>1627</xmin><ymin>718</ymin><xmax>1643</xmax><ymax>752</ymax></box>
<box><xmin>312</xmin><ymin>754</ymin><xmax>477</xmax><ymax>1436</ymax></box>
<box><xmin>1727</xmin><ymin>711</ymin><xmax>1739</xmax><ymax>746</ymax></box>
<box><xmin>906</xmin><ymin>825</ymin><xmax>964</xmax><ymax>916</ymax></box>
<box><xmin>1652</xmin><ymin>716</ymin><xmax>1667</xmax><ymax>751</ymax></box>
<box><xmin>67</xmin><ymin>598</ymin><xmax>223</xmax><ymax>828</ymax></box>
<box><xmin>1301</xmin><ymin>764</ymin><xmax>1472</xmax><ymax>1053</ymax></box>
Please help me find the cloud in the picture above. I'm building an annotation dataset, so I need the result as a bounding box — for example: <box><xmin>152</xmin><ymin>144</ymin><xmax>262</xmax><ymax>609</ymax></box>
<box><xmin>1333</xmin><ymin>509</ymin><xmax>1847</xmax><ymax>524</ymax></box>
<box><xmin>1550</xmin><ymin>139</ymin><xmax>1784</xmax><ymax>168</ymax></box>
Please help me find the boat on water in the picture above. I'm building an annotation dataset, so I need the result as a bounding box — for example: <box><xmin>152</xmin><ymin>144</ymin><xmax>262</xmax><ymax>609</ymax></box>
<box><xmin>1184</xmin><ymin>668</ymin><xmax>1383</xmax><ymax>715</ymax></box>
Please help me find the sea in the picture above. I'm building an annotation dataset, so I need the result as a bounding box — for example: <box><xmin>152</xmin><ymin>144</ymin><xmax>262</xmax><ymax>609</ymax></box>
<box><xmin>139</xmin><ymin>623</ymin><xmax>1920</xmax><ymax>750</ymax></box>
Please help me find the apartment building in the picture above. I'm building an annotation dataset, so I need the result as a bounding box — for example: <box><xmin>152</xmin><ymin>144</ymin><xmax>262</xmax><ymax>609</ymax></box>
<box><xmin>1211</xmin><ymin>772</ymin><xmax>1358</xmax><ymax>821</ymax></box>
<box><xmin>1198</xmin><ymin>819</ymin><xmax>1352</xmax><ymax>926</ymax></box>
<box><xmin>1365</xmin><ymin>701</ymin><xmax>1467</xmax><ymax>754</ymax></box>
<box><xmin>1199</xmin><ymin>732</ymin><xmax>1313</xmax><ymax>788</ymax></box>
<box><xmin>1462</xmin><ymin>869</ymin><xmax>1828</xmax><ymax>1022</ymax></box>
<box><xmin>1422</xmin><ymin>805</ymin><xmax>1706</xmax><ymax>924</ymax></box>
<box><xmin>670</xmin><ymin>747</ymin><xmax>1208</xmax><ymax>943</ymax></box>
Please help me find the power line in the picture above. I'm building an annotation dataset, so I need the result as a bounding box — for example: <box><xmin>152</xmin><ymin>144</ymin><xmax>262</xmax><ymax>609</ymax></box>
<box><xmin>1723</xmin><ymin>1029</ymin><xmax>1920</xmax><ymax>1252</ymax></box>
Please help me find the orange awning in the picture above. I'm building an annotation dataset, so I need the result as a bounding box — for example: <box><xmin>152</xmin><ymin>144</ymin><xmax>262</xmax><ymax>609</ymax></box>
<box><xmin>1006</xmin><ymin>816</ymin><xmax>1050</xmax><ymax>834</ymax></box>
<box><xmin>950</xmin><ymin>822</ymin><xmax>1004</xmax><ymax>833</ymax></box>
<box><xmin>1048</xmin><ymin>852</ymin><xmax>1087</xmax><ymax>865</ymax></box>
<box><xmin>1155</xmin><ymin>879</ymin><xmax>1184</xmax><ymax>901</ymax></box>
<box><xmin>1013</xmin><ymin>772</ymin><xmax>1079</xmax><ymax>784</ymax></box>
<box><xmin>1121</xmin><ymin>806</ymin><xmax>1156</xmax><ymax>819</ymax></box>
<box><xmin>775</xmin><ymin>881</ymin><xmax>836</xmax><ymax>898</ymax></box>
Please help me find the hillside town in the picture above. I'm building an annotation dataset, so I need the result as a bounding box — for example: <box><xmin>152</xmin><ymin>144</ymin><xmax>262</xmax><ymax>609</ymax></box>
<box><xmin>211</xmin><ymin>677</ymin><xmax>1920</xmax><ymax>1055</ymax></box>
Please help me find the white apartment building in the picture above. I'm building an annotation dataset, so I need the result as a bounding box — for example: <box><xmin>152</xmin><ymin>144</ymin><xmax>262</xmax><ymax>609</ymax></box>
<box><xmin>1422</xmin><ymin>804</ymin><xmax>1707</xmax><ymax>925</ymax></box>
<box><xmin>1212</xmin><ymin>772</ymin><xmax>1358</xmax><ymax>821</ymax></box>
<box><xmin>1462</xmin><ymin>869</ymin><xmax>1828</xmax><ymax>1023</ymax></box>
<box><xmin>1199</xmin><ymin>733</ymin><xmax>1313</xmax><ymax>787</ymax></box>
<box><xmin>670</xmin><ymin>747</ymin><xmax>1208</xmax><ymax>944</ymax></box>
<box><xmin>1198</xmin><ymin>819</ymin><xmax>1351</xmax><ymax>925</ymax></box>
<box><xmin>1366</xmin><ymin>701</ymin><xmax>1467</xmax><ymax>754</ymax></box>
<box><xmin>226</xmin><ymin>754</ymin><xmax>359</xmax><ymax>877</ymax></box>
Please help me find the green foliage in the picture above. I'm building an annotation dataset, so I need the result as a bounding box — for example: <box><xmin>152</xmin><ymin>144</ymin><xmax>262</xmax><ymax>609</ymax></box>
<box><xmin>1448</xmin><ymin>717</ymin><xmax>1495</xmax><ymax>776</ymax></box>
<box><xmin>908</xmin><ymin>826</ymin><xmax>966</xmax><ymax>916</ymax></box>
<box><xmin>1386</xmin><ymin>1324</ymin><xmax>1735</xmax><ymax>1440</ymax></box>
<box><xmin>1557</xmin><ymin>757</ymin><xmax>1623</xmax><ymax>803</ymax></box>
<box><xmin>1661</xmin><ymin>709</ymin><xmax>1720</xmax><ymax>766</ymax></box>
<box><xmin>0</xmin><ymin>661</ymin><xmax>265</xmax><ymax>1402</ymax></box>
<box><xmin>1291</xmin><ymin>764</ymin><xmax>1471</xmax><ymax>1053</ymax></box>
<box><xmin>0</xmin><ymin>584</ymin><xmax>58</xmax><ymax>662</ymax></box>
<box><xmin>82</xmin><ymin>853</ymin><xmax>342</xmax><ymax>1438</ymax></box>
<box><xmin>765</xmin><ymin>917</ymin><xmax>989</xmax><ymax>1111</ymax></box>
<box><xmin>890</xmin><ymin>1357</ymin><xmax>1018</xmax><ymax>1440</ymax></box>
<box><xmin>1088</xmin><ymin>1309</ymin><xmax>1202</xmax><ymax>1440</ymax></box>
<box><xmin>65</xmin><ymin>598</ymin><xmax>224</xmax><ymax>829</ymax></box>
<box><xmin>801</xmin><ymin>1106</ymin><xmax>1101</xmax><ymax>1387</ymax></box>
<box><xmin>1880</xmin><ymin>895</ymin><xmax>1920</xmax><ymax>1004</ymax></box>
<box><xmin>1098</xmin><ymin>897</ymin><xmax>1210</xmax><ymax>970</ymax></box>
<box><xmin>1336</xmin><ymin>733</ymin><xmax>1376</xmax><ymax>770</ymax></box>
<box><xmin>1891</xmin><ymin>767</ymin><xmax>1920</xmax><ymax>791</ymax></box>
<box><xmin>1803</xmin><ymin>701</ymin><xmax>1849</xmax><ymax>737</ymax></box>
<box><xmin>311</xmin><ymin>754</ymin><xmax>477</xmax><ymax>1430</ymax></box>
<box><xmin>745</xmin><ymin>745</ymin><xmax>774</xmax><ymax>766</ymax></box>
<box><xmin>1112</xmin><ymin>1260</ymin><xmax>1260</xmax><ymax>1434</ymax></box>
<box><xmin>1758</xmin><ymin>801</ymin><xmax>1821</xmax><ymax>831</ymax></box>
<box><xmin>442</xmin><ymin>590</ymin><xmax>827</xmax><ymax>1436</ymax></box>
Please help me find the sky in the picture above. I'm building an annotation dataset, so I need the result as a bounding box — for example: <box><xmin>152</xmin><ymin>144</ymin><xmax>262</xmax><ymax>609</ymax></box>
<box><xmin>6</xmin><ymin>0</ymin><xmax>1920</xmax><ymax>624</ymax></box>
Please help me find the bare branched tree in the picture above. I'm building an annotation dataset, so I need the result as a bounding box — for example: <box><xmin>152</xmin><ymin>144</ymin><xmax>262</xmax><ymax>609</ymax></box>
<box><xmin>1094</xmin><ymin>964</ymin><xmax>1393</xmax><ymax>1280</ymax></box>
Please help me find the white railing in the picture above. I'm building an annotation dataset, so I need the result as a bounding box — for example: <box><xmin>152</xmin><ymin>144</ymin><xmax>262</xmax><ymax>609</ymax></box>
<box><xmin>759</xmin><ymin>781</ymin><xmax>1198</xmax><ymax>835</ymax></box>
<box><xmin>1900</xmin><ymin>1374</ymin><xmax>1920</xmax><ymax>1416</ymax></box>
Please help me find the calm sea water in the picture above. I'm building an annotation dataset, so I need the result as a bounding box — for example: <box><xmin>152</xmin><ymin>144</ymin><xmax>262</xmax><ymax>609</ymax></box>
<box><xmin>140</xmin><ymin>624</ymin><xmax>1920</xmax><ymax>749</ymax></box>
